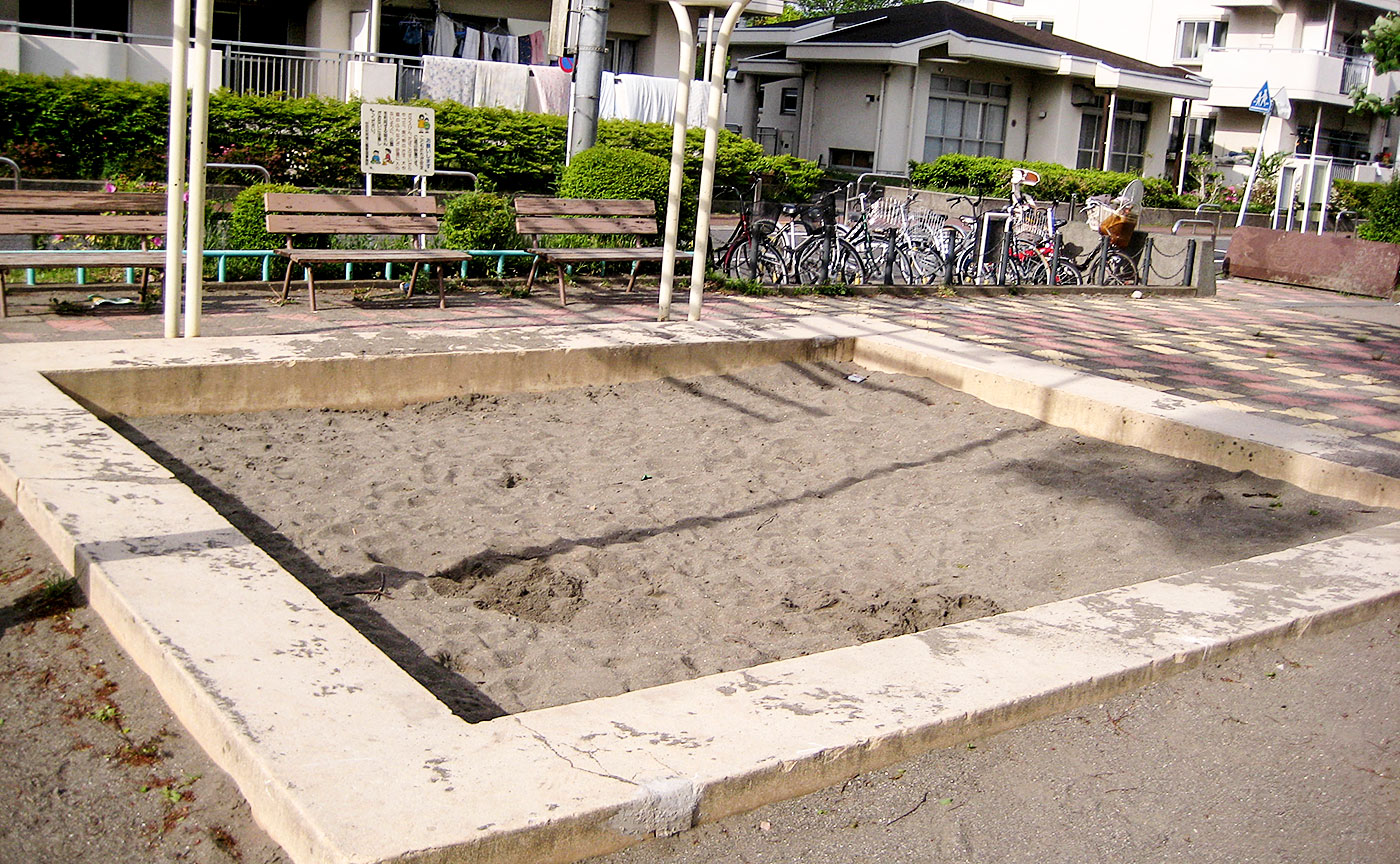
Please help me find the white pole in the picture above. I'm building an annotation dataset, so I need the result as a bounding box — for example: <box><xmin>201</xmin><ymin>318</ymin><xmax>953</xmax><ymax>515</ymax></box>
<box><xmin>1317</xmin><ymin>158</ymin><xmax>1332</xmax><ymax>235</ymax></box>
<box><xmin>702</xmin><ymin>10</ymin><xmax>715</xmax><ymax>84</ymax></box>
<box><xmin>1175</xmin><ymin>99</ymin><xmax>1191</xmax><ymax>196</ymax></box>
<box><xmin>1101</xmin><ymin>91</ymin><xmax>1117</xmax><ymax>172</ymax></box>
<box><xmin>658</xmin><ymin>2</ymin><xmax>695</xmax><ymax>322</ymax></box>
<box><xmin>1302</xmin><ymin>104</ymin><xmax>1323</xmax><ymax>233</ymax></box>
<box><xmin>183</xmin><ymin>0</ymin><xmax>214</xmax><ymax>338</ymax></box>
<box><xmin>687</xmin><ymin>0</ymin><xmax>751</xmax><ymax>322</ymax></box>
<box><xmin>162</xmin><ymin>0</ymin><xmax>190</xmax><ymax>339</ymax></box>
<box><xmin>1236</xmin><ymin>111</ymin><xmax>1270</xmax><ymax>227</ymax></box>
<box><xmin>370</xmin><ymin>0</ymin><xmax>382</xmax><ymax>54</ymax></box>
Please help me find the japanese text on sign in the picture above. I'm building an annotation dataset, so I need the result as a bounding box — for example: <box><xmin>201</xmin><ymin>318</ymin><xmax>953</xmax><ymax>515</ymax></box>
<box><xmin>360</xmin><ymin>104</ymin><xmax>435</xmax><ymax>177</ymax></box>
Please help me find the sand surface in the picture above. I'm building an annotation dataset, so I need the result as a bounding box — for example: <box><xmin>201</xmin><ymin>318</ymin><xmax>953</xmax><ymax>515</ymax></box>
<box><xmin>123</xmin><ymin>361</ymin><xmax>1394</xmax><ymax>719</ymax></box>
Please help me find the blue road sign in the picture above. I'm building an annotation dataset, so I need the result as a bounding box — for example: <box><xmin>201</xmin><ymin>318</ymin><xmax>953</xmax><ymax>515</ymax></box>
<box><xmin>1248</xmin><ymin>82</ymin><xmax>1273</xmax><ymax>114</ymax></box>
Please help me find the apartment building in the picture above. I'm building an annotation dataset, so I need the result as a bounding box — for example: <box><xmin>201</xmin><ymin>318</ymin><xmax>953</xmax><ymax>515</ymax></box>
<box><xmin>963</xmin><ymin>0</ymin><xmax>1400</xmax><ymax>181</ymax></box>
<box><xmin>0</xmin><ymin>1</ymin><xmax>774</xmax><ymax>101</ymax></box>
<box><xmin>728</xmin><ymin>2</ymin><xmax>1209</xmax><ymax>176</ymax></box>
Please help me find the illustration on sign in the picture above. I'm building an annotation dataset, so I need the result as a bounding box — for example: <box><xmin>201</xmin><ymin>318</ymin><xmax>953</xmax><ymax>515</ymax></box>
<box><xmin>1248</xmin><ymin>82</ymin><xmax>1273</xmax><ymax>115</ymax></box>
<box><xmin>361</xmin><ymin>104</ymin><xmax>435</xmax><ymax>177</ymax></box>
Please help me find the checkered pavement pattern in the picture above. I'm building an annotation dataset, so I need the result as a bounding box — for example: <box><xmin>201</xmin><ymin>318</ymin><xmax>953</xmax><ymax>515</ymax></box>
<box><xmin>2</xmin><ymin>280</ymin><xmax>1397</xmax><ymax>450</ymax></box>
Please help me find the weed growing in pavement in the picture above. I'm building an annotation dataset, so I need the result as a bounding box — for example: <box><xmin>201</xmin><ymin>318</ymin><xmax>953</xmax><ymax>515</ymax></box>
<box><xmin>20</xmin><ymin>575</ymin><xmax>78</xmax><ymax>617</ymax></box>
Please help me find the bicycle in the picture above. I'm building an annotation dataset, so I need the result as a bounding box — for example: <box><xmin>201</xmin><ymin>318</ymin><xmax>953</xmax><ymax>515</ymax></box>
<box><xmin>711</xmin><ymin>184</ymin><xmax>788</xmax><ymax>284</ymax></box>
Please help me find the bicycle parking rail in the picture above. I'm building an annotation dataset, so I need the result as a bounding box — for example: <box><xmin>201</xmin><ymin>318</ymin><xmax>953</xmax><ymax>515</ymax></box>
<box><xmin>206</xmin><ymin>162</ymin><xmax>271</xmax><ymax>184</ymax></box>
<box><xmin>0</xmin><ymin>157</ymin><xmax>18</xmax><ymax>190</ymax></box>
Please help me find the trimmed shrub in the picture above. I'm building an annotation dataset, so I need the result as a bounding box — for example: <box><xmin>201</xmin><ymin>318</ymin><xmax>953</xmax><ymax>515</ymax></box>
<box><xmin>908</xmin><ymin>154</ymin><xmax>1192</xmax><ymax>209</ymax></box>
<box><xmin>224</xmin><ymin>182</ymin><xmax>301</xmax><ymax>279</ymax></box>
<box><xmin>1357</xmin><ymin>178</ymin><xmax>1400</xmax><ymax>243</ymax></box>
<box><xmin>558</xmin><ymin>146</ymin><xmax>671</xmax><ymax>218</ymax></box>
<box><xmin>1332</xmin><ymin>178</ymin><xmax>1384</xmax><ymax>218</ymax></box>
<box><xmin>440</xmin><ymin>191</ymin><xmax>520</xmax><ymax>250</ymax></box>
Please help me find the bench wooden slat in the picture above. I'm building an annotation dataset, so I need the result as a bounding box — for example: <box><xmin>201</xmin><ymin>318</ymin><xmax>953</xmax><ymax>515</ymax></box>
<box><xmin>277</xmin><ymin>249</ymin><xmax>471</xmax><ymax>264</ymax></box>
<box><xmin>0</xmin><ymin>190</ymin><xmax>168</xmax><ymax>213</ymax></box>
<box><xmin>525</xmin><ymin>247</ymin><xmax>691</xmax><ymax>262</ymax></box>
<box><xmin>0</xmin><ymin>251</ymin><xmax>167</xmax><ymax>269</ymax></box>
<box><xmin>515</xmin><ymin>216</ymin><xmax>657</xmax><ymax>235</ymax></box>
<box><xmin>266</xmin><ymin>214</ymin><xmax>443</xmax><ymax>235</ymax></box>
<box><xmin>514</xmin><ymin>197</ymin><xmax>655</xmax><ymax>217</ymax></box>
<box><xmin>264</xmin><ymin>193</ymin><xmax>443</xmax><ymax>216</ymax></box>
<box><xmin>0</xmin><ymin>215</ymin><xmax>167</xmax><ymax>234</ymax></box>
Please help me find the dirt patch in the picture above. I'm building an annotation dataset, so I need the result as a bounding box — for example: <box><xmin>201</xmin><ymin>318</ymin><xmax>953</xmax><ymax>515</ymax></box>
<box><xmin>121</xmin><ymin>361</ymin><xmax>1396</xmax><ymax>718</ymax></box>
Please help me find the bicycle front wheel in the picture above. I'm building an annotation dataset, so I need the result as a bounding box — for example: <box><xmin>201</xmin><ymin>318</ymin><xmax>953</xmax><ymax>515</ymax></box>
<box><xmin>724</xmin><ymin>235</ymin><xmax>788</xmax><ymax>284</ymax></box>
<box><xmin>792</xmin><ymin>237</ymin><xmax>867</xmax><ymax>286</ymax></box>
<box><xmin>1101</xmin><ymin>249</ymin><xmax>1139</xmax><ymax>285</ymax></box>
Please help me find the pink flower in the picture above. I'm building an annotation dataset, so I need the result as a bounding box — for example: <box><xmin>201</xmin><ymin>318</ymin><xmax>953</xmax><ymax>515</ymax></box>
<box><xmin>104</xmin><ymin>181</ymin><xmax>116</xmax><ymax>193</ymax></box>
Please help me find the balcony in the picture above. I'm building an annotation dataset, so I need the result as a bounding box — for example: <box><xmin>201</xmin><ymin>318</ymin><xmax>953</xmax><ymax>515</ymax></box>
<box><xmin>1199</xmin><ymin>47</ymin><xmax>1382</xmax><ymax>108</ymax></box>
<box><xmin>0</xmin><ymin>20</ymin><xmax>423</xmax><ymax>102</ymax></box>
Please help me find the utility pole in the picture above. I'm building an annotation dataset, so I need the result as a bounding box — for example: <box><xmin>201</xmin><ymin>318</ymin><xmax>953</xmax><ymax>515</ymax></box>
<box><xmin>569</xmin><ymin>0</ymin><xmax>610</xmax><ymax>160</ymax></box>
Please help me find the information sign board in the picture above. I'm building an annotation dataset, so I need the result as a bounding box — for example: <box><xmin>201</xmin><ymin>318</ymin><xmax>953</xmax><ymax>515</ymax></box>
<box><xmin>360</xmin><ymin>104</ymin><xmax>435</xmax><ymax>177</ymax></box>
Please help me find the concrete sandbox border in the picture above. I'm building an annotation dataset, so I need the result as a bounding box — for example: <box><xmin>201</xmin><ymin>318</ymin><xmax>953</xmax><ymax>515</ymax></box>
<box><xmin>0</xmin><ymin>314</ymin><xmax>1396</xmax><ymax>864</ymax></box>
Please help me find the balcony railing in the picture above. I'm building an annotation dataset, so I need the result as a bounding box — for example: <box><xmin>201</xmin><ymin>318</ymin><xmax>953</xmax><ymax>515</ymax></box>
<box><xmin>1342</xmin><ymin>56</ymin><xmax>1373</xmax><ymax>95</ymax></box>
<box><xmin>1</xmin><ymin>20</ymin><xmax>424</xmax><ymax>101</ymax></box>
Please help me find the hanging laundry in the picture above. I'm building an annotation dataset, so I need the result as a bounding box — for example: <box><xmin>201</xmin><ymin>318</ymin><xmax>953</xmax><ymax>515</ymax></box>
<box><xmin>528</xmin><ymin>31</ymin><xmax>546</xmax><ymax>66</ymax></box>
<box><xmin>518</xmin><ymin>34</ymin><xmax>532</xmax><ymax>65</ymax></box>
<box><xmin>475</xmin><ymin>61</ymin><xmax>530</xmax><ymax>111</ymax></box>
<box><xmin>459</xmin><ymin>26</ymin><xmax>482</xmax><ymax>61</ymax></box>
<box><xmin>620</xmin><ymin>74</ymin><xmax>686</xmax><ymax>125</ymax></box>
<box><xmin>421</xmin><ymin>55</ymin><xmax>480</xmax><ymax>105</ymax></box>
<box><xmin>527</xmin><ymin>65</ymin><xmax>571</xmax><ymax>115</ymax></box>
<box><xmin>597</xmin><ymin>71</ymin><xmax>618</xmax><ymax>120</ymax></box>
<box><xmin>433</xmin><ymin>13</ymin><xmax>457</xmax><ymax>57</ymax></box>
<box><xmin>688</xmin><ymin>81</ymin><xmax>711</xmax><ymax>128</ymax></box>
<box><xmin>484</xmin><ymin>31</ymin><xmax>518</xmax><ymax>64</ymax></box>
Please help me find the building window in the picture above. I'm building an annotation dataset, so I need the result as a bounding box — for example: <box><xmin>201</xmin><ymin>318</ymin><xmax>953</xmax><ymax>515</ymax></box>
<box><xmin>1175</xmin><ymin>20</ymin><xmax>1228</xmax><ymax>63</ymax></box>
<box><xmin>780</xmin><ymin>87</ymin><xmax>799</xmax><ymax>115</ymax></box>
<box><xmin>1077</xmin><ymin>98</ymin><xmax>1152</xmax><ymax>173</ymax></box>
<box><xmin>16</xmin><ymin>0</ymin><xmax>129</xmax><ymax>34</ymax></box>
<box><xmin>829</xmin><ymin>148</ymin><xmax>874</xmax><ymax>170</ymax></box>
<box><xmin>1016</xmin><ymin>20</ymin><xmax>1054</xmax><ymax>33</ymax></box>
<box><xmin>604</xmin><ymin>38</ymin><xmax>638</xmax><ymax>74</ymax></box>
<box><xmin>923</xmin><ymin>75</ymin><xmax>1010</xmax><ymax>161</ymax></box>
<box><xmin>1168</xmin><ymin>115</ymin><xmax>1216</xmax><ymax>156</ymax></box>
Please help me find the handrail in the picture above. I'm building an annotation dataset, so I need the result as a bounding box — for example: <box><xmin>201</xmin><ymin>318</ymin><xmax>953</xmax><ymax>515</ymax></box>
<box><xmin>0</xmin><ymin>156</ymin><xmax>18</xmax><ymax>190</ymax></box>
<box><xmin>1172</xmin><ymin>218</ymin><xmax>1216</xmax><ymax>235</ymax></box>
<box><xmin>206</xmin><ymin>162</ymin><xmax>271</xmax><ymax>184</ymax></box>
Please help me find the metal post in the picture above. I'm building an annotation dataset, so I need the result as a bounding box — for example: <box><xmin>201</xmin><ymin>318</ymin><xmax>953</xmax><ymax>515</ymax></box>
<box><xmin>163</xmin><ymin>0</ymin><xmax>190</xmax><ymax>339</ymax></box>
<box><xmin>1101</xmin><ymin>92</ymin><xmax>1118</xmax><ymax>172</ymax></box>
<box><xmin>658</xmin><ymin>2</ymin><xmax>695</xmax><ymax>321</ymax></box>
<box><xmin>687</xmin><ymin>0</ymin><xmax>752</xmax><ymax>321</ymax></box>
<box><xmin>569</xmin><ymin>0</ymin><xmax>610</xmax><ymax>160</ymax></box>
<box><xmin>183</xmin><ymin>0</ymin><xmax>214</xmax><ymax>338</ymax></box>
<box><xmin>1237</xmin><ymin>111</ymin><xmax>1271</xmax><ymax>227</ymax></box>
<box><xmin>370</xmin><ymin>0</ymin><xmax>382</xmax><ymax>54</ymax></box>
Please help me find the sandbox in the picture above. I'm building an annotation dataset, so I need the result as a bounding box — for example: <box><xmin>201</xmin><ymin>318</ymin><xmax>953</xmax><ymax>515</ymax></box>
<box><xmin>126</xmin><ymin>362</ymin><xmax>1395</xmax><ymax>719</ymax></box>
<box><xmin>1</xmin><ymin>314</ymin><xmax>1398</xmax><ymax>864</ymax></box>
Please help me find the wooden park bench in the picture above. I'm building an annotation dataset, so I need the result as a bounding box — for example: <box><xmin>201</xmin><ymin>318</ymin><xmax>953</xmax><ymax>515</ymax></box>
<box><xmin>514</xmin><ymin>197</ymin><xmax>691</xmax><ymax>305</ymax></box>
<box><xmin>264</xmin><ymin>193</ymin><xmax>471</xmax><ymax>311</ymax></box>
<box><xmin>0</xmin><ymin>189</ymin><xmax>168</xmax><ymax>318</ymax></box>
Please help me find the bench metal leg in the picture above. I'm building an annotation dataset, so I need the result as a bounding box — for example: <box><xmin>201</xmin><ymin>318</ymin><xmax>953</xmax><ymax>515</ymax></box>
<box><xmin>436</xmin><ymin>265</ymin><xmax>446</xmax><ymax>309</ymax></box>
<box><xmin>525</xmin><ymin>256</ymin><xmax>540</xmax><ymax>293</ymax></box>
<box><xmin>555</xmin><ymin>264</ymin><xmax>567</xmax><ymax>306</ymax></box>
<box><xmin>625</xmin><ymin>260</ymin><xmax>641</xmax><ymax>292</ymax></box>
<box><xmin>278</xmin><ymin>260</ymin><xmax>295</xmax><ymax>303</ymax></box>
<box><xmin>138</xmin><ymin>268</ymin><xmax>151</xmax><ymax>306</ymax></box>
<box><xmin>306</xmin><ymin>267</ymin><xmax>317</xmax><ymax>312</ymax></box>
<box><xmin>405</xmin><ymin>262</ymin><xmax>422</xmax><ymax>298</ymax></box>
<box><xmin>1</xmin><ymin>270</ymin><xmax>7</xmax><ymax>319</ymax></box>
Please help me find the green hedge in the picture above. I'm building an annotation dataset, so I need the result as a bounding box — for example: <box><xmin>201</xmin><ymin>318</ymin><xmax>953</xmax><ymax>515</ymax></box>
<box><xmin>1356</xmin><ymin>179</ymin><xmax>1400</xmax><ymax>243</ymax></box>
<box><xmin>908</xmin><ymin>154</ymin><xmax>1192</xmax><ymax>209</ymax></box>
<box><xmin>439</xmin><ymin>190</ymin><xmax>520</xmax><ymax>251</ymax></box>
<box><xmin>0</xmin><ymin>70</ymin><xmax>822</xmax><ymax>199</ymax></box>
<box><xmin>1332</xmin><ymin>178</ymin><xmax>1384</xmax><ymax>218</ymax></box>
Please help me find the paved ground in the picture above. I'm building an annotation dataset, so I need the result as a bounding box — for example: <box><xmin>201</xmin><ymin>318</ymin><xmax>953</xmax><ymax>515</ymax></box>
<box><xmin>1</xmin><ymin>276</ymin><xmax>1398</xmax><ymax>863</ymax></box>
<box><xmin>3</xmin><ymin>278</ymin><xmax>1398</xmax><ymax>449</ymax></box>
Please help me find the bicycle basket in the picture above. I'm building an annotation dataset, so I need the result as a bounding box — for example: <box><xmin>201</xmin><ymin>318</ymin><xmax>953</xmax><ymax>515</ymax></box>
<box><xmin>866</xmin><ymin>197</ymin><xmax>904</xmax><ymax>230</ymax></box>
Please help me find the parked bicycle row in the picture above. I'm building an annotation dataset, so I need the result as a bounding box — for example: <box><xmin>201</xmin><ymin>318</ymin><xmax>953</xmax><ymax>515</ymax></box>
<box><xmin>711</xmin><ymin>168</ymin><xmax>1142</xmax><ymax>289</ymax></box>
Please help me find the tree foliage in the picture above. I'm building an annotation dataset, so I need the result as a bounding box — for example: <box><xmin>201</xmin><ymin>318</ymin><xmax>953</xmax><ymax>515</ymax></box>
<box><xmin>1351</xmin><ymin>13</ymin><xmax>1400</xmax><ymax>116</ymax></box>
